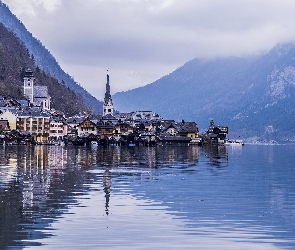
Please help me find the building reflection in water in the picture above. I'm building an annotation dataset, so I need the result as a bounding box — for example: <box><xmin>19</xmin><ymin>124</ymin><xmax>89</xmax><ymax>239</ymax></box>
<box><xmin>201</xmin><ymin>145</ymin><xmax>228</xmax><ymax>168</ymax></box>
<box><xmin>103</xmin><ymin>168</ymin><xmax>112</xmax><ymax>215</ymax></box>
<box><xmin>0</xmin><ymin>144</ymin><xmax>227</xmax><ymax>248</ymax></box>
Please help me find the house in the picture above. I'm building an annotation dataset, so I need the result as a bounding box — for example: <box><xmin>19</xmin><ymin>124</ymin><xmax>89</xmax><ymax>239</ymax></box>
<box><xmin>77</xmin><ymin>118</ymin><xmax>98</xmax><ymax>137</ymax></box>
<box><xmin>162</xmin><ymin>120</ymin><xmax>199</xmax><ymax>138</ymax></box>
<box><xmin>0</xmin><ymin>109</ymin><xmax>18</xmax><ymax>130</ymax></box>
<box><xmin>49</xmin><ymin>116</ymin><xmax>68</xmax><ymax>141</ymax></box>
<box><xmin>114</xmin><ymin>122</ymin><xmax>134</xmax><ymax>135</ymax></box>
<box><xmin>206</xmin><ymin>120</ymin><xmax>228</xmax><ymax>144</ymax></box>
<box><xmin>66</xmin><ymin>115</ymin><xmax>86</xmax><ymax>135</ymax></box>
<box><xmin>177</xmin><ymin>121</ymin><xmax>199</xmax><ymax>138</ymax></box>
<box><xmin>163</xmin><ymin>123</ymin><xmax>178</xmax><ymax>136</ymax></box>
<box><xmin>96</xmin><ymin>120</ymin><xmax>115</xmax><ymax>136</ymax></box>
<box><xmin>16</xmin><ymin>109</ymin><xmax>50</xmax><ymax>141</ymax></box>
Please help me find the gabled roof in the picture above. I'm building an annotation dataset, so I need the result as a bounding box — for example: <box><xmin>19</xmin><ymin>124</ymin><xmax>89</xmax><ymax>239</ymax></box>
<box><xmin>50</xmin><ymin>115</ymin><xmax>67</xmax><ymax>124</ymax></box>
<box><xmin>79</xmin><ymin>118</ymin><xmax>97</xmax><ymax>126</ymax></box>
<box><xmin>163</xmin><ymin>122</ymin><xmax>177</xmax><ymax>131</ymax></box>
<box><xmin>66</xmin><ymin>116</ymin><xmax>86</xmax><ymax>124</ymax></box>
<box><xmin>34</xmin><ymin>86</ymin><xmax>50</xmax><ymax>98</ymax></box>
<box><xmin>177</xmin><ymin>121</ymin><xmax>198</xmax><ymax>133</ymax></box>
<box><xmin>115</xmin><ymin>122</ymin><xmax>134</xmax><ymax>128</ymax></box>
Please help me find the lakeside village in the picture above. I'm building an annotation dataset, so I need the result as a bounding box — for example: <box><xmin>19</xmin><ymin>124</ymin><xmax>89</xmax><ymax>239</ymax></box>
<box><xmin>0</xmin><ymin>68</ymin><xmax>230</xmax><ymax>146</ymax></box>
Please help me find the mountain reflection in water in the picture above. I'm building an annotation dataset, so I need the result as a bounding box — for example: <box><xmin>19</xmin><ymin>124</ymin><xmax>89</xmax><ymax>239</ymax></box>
<box><xmin>0</xmin><ymin>144</ymin><xmax>294</xmax><ymax>249</ymax></box>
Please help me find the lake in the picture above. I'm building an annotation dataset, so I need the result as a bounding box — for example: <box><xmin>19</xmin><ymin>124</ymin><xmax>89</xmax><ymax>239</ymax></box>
<box><xmin>0</xmin><ymin>144</ymin><xmax>295</xmax><ymax>249</ymax></box>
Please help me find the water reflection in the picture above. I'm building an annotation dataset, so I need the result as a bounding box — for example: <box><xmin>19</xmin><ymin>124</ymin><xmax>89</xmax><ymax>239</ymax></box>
<box><xmin>201</xmin><ymin>144</ymin><xmax>228</xmax><ymax>168</ymax></box>
<box><xmin>0</xmin><ymin>144</ymin><xmax>223</xmax><ymax>248</ymax></box>
<box><xmin>0</xmin><ymin>144</ymin><xmax>294</xmax><ymax>249</ymax></box>
<box><xmin>103</xmin><ymin>168</ymin><xmax>111</xmax><ymax>215</ymax></box>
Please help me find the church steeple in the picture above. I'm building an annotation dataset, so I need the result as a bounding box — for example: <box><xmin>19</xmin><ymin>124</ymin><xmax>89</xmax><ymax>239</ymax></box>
<box><xmin>103</xmin><ymin>69</ymin><xmax>114</xmax><ymax>116</ymax></box>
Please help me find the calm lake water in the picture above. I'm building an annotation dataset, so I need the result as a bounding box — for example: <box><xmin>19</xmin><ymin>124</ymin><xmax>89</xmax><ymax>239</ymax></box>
<box><xmin>0</xmin><ymin>143</ymin><xmax>295</xmax><ymax>249</ymax></box>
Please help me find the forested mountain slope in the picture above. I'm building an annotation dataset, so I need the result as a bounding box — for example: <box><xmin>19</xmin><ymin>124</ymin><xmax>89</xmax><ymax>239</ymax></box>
<box><xmin>0</xmin><ymin>1</ymin><xmax>103</xmax><ymax>114</ymax></box>
<box><xmin>0</xmin><ymin>22</ymin><xmax>88</xmax><ymax>116</ymax></box>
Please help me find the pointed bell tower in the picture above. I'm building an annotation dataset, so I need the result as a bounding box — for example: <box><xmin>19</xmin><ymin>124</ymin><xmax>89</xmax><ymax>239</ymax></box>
<box><xmin>23</xmin><ymin>68</ymin><xmax>34</xmax><ymax>104</ymax></box>
<box><xmin>103</xmin><ymin>69</ymin><xmax>114</xmax><ymax>116</ymax></box>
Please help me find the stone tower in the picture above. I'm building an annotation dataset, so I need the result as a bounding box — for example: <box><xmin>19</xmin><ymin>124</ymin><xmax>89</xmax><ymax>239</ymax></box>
<box><xmin>103</xmin><ymin>69</ymin><xmax>114</xmax><ymax>116</ymax></box>
<box><xmin>23</xmin><ymin>68</ymin><xmax>34</xmax><ymax>104</ymax></box>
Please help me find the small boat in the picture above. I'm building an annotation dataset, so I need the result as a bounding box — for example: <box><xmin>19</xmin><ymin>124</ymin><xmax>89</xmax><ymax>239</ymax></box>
<box><xmin>225</xmin><ymin>139</ymin><xmax>244</xmax><ymax>146</ymax></box>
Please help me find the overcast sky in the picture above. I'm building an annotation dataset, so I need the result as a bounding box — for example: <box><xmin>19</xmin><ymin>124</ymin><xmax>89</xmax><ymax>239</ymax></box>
<box><xmin>2</xmin><ymin>0</ymin><xmax>295</xmax><ymax>100</ymax></box>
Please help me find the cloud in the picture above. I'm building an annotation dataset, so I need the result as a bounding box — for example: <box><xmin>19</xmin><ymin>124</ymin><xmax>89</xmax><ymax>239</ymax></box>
<box><xmin>3</xmin><ymin>0</ymin><xmax>295</xmax><ymax>100</ymax></box>
<box><xmin>3</xmin><ymin>0</ymin><xmax>61</xmax><ymax>17</ymax></box>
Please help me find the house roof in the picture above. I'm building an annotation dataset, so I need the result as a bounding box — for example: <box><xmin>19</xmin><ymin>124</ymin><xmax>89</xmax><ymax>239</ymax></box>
<box><xmin>34</xmin><ymin>86</ymin><xmax>50</xmax><ymax>98</ymax></box>
<box><xmin>66</xmin><ymin>116</ymin><xmax>86</xmax><ymax>124</ymax></box>
<box><xmin>16</xmin><ymin>109</ymin><xmax>50</xmax><ymax>118</ymax></box>
<box><xmin>50</xmin><ymin>115</ymin><xmax>67</xmax><ymax>124</ymax></box>
<box><xmin>177</xmin><ymin>122</ymin><xmax>198</xmax><ymax>133</ymax></box>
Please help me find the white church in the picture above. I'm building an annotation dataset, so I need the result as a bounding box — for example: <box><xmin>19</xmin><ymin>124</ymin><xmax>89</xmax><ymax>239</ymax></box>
<box><xmin>23</xmin><ymin>68</ymin><xmax>51</xmax><ymax>110</ymax></box>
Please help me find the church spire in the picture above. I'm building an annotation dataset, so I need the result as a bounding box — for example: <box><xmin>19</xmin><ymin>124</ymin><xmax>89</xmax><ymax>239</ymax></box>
<box><xmin>104</xmin><ymin>69</ymin><xmax>111</xmax><ymax>101</ymax></box>
<box><xmin>103</xmin><ymin>69</ymin><xmax>114</xmax><ymax>116</ymax></box>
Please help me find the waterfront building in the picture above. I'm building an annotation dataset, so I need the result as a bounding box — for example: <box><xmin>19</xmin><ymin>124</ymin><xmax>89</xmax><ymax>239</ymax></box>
<box><xmin>114</xmin><ymin>122</ymin><xmax>134</xmax><ymax>135</ymax></box>
<box><xmin>163</xmin><ymin>123</ymin><xmax>178</xmax><ymax>136</ymax></box>
<box><xmin>16</xmin><ymin>109</ymin><xmax>50</xmax><ymax>141</ymax></box>
<box><xmin>176</xmin><ymin>121</ymin><xmax>199</xmax><ymax>138</ymax></box>
<box><xmin>49</xmin><ymin>116</ymin><xmax>68</xmax><ymax>141</ymax></box>
<box><xmin>77</xmin><ymin>118</ymin><xmax>98</xmax><ymax>137</ymax></box>
<box><xmin>206</xmin><ymin>119</ymin><xmax>228</xmax><ymax>144</ymax></box>
<box><xmin>96</xmin><ymin>120</ymin><xmax>115</xmax><ymax>136</ymax></box>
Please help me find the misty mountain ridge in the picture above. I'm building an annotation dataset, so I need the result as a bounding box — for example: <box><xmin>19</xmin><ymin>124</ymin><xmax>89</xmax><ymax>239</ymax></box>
<box><xmin>113</xmin><ymin>43</ymin><xmax>295</xmax><ymax>141</ymax></box>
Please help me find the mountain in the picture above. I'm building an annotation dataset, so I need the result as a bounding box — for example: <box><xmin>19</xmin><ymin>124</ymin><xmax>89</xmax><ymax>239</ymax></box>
<box><xmin>113</xmin><ymin>44</ymin><xmax>295</xmax><ymax>141</ymax></box>
<box><xmin>0</xmin><ymin>22</ymin><xmax>89</xmax><ymax>116</ymax></box>
<box><xmin>0</xmin><ymin>1</ymin><xmax>103</xmax><ymax>114</ymax></box>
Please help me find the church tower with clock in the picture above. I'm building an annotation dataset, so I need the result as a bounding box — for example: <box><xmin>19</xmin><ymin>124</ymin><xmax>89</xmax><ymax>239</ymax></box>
<box><xmin>23</xmin><ymin>68</ymin><xmax>35</xmax><ymax>104</ymax></box>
